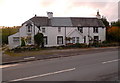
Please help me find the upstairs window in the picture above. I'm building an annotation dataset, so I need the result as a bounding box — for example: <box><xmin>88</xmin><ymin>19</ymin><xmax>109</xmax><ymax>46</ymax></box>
<box><xmin>26</xmin><ymin>24</ymin><xmax>32</xmax><ymax>32</ymax></box>
<box><xmin>58</xmin><ymin>27</ymin><xmax>61</xmax><ymax>32</ymax></box>
<box><xmin>78</xmin><ymin>27</ymin><xmax>83</xmax><ymax>33</ymax></box>
<box><xmin>93</xmin><ymin>27</ymin><xmax>98</xmax><ymax>33</ymax></box>
<box><xmin>42</xmin><ymin>28</ymin><xmax>45</xmax><ymax>33</ymax></box>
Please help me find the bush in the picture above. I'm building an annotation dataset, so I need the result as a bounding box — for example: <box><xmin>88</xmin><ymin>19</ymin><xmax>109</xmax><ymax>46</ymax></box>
<box><xmin>91</xmin><ymin>42</ymin><xmax>100</xmax><ymax>47</ymax></box>
<box><xmin>102</xmin><ymin>41</ymin><xmax>109</xmax><ymax>44</ymax></box>
<box><xmin>21</xmin><ymin>38</ymin><xmax>26</xmax><ymax>47</ymax></box>
<box><xmin>79</xmin><ymin>43</ymin><xmax>88</xmax><ymax>48</ymax></box>
<box><xmin>66</xmin><ymin>43</ymin><xmax>88</xmax><ymax>48</ymax></box>
<box><xmin>34</xmin><ymin>33</ymin><xmax>44</xmax><ymax>48</ymax></box>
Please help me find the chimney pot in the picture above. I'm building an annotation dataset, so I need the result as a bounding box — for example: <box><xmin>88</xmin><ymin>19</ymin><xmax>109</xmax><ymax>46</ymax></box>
<box><xmin>47</xmin><ymin>12</ymin><xmax>53</xmax><ymax>19</ymax></box>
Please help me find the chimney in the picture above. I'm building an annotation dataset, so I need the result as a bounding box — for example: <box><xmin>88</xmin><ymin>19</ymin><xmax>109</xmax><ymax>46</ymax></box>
<box><xmin>47</xmin><ymin>12</ymin><xmax>53</xmax><ymax>19</ymax></box>
<box><xmin>96</xmin><ymin>10</ymin><xmax>101</xmax><ymax>19</ymax></box>
<box><xmin>34</xmin><ymin>14</ymin><xmax>37</xmax><ymax>17</ymax></box>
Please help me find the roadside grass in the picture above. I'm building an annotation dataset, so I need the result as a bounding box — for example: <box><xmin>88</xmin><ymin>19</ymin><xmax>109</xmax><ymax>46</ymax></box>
<box><xmin>4</xmin><ymin>47</ymin><xmax>86</xmax><ymax>57</ymax></box>
<box><xmin>4</xmin><ymin>49</ymin><xmax>58</xmax><ymax>57</ymax></box>
<box><xmin>3</xmin><ymin>44</ymin><xmax>119</xmax><ymax>57</ymax></box>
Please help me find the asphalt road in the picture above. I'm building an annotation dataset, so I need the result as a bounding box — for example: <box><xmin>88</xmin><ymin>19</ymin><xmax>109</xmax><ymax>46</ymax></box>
<box><xmin>2</xmin><ymin>48</ymin><xmax>119</xmax><ymax>82</ymax></box>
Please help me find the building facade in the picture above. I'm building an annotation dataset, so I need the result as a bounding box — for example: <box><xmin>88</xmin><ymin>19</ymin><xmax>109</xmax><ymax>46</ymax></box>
<box><xmin>8</xmin><ymin>12</ymin><xmax>106</xmax><ymax>49</ymax></box>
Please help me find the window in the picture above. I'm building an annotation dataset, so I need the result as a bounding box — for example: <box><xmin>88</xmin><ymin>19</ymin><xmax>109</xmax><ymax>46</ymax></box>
<box><xmin>44</xmin><ymin>36</ymin><xmax>47</xmax><ymax>45</ymax></box>
<box><xmin>58</xmin><ymin>27</ymin><xmax>61</xmax><ymax>32</ymax></box>
<box><xmin>78</xmin><ymin>27</ymin><xmax>83</xmax><ymax>33</ymax></box>
<box><xmin>13</xmin><ymin>37</ymin><xmax>19</xmax><ymax>43</ymax></box>
<box><xmin>93</xmin><ymin>27</ymin><xmax>98</xmax><ymax>33</ymax></box>
<box><xmin>76</xmin><ymin>37</ymin><xmax>79</xmax><ymax>43</ymax></box>
<box><xmin>26</xmin><ymin>24</ymin><xmax>32</xmax><ymax>32</ymax></box>
<box><xmin>27</xmin><ymin>37</ymin><xmax>31</xmax><ymax>44</ymax></box>
<box><xmin>94</xmin><ymin>36</ymin><xmax>99</xmax><ymax>42</ymax></box>
<box><xmin>42</xmin><ymin>28</ymin><xmax>45</xmax><ymax>33</ymax></box>
<box><xmin>57</xmin><ymin>36</ymin><xmax>63</xmax><ymax>44</ymax></box>
<box><xmin>72</xmin><ymin>37</ymin><xmax>75</xmax><ymax>43</ymax></box>
<box><xmin>84</xmin><ymin>36</ymin><xmax>86</xmax><ymax>43</ymax></box>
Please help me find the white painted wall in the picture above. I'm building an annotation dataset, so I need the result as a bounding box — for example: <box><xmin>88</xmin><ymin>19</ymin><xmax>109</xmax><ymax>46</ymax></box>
<box><xmin>8</xmin><ymin>32</ymin><xmax>20</xmax><ymax>49</ymax></box>
<box><xmin>8</xmin><ymin>23</ymin><xmax>106</xmax><ymax>49</ymax></box>
<box><xmin>41</xmin><ymin>27</ymin><xmax>65</xmax><ymax>47</ymax></box>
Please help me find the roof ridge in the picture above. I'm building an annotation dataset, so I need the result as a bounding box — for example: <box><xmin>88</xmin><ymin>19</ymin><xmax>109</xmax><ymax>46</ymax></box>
<box><xmin>22</xmin><ymin>16</ymin><xmax>105</xmax><ymax>27</ymax></box>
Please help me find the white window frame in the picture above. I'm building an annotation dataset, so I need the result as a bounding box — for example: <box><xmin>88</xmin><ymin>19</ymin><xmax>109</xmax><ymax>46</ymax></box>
<box><xmin>27</xmin><ymin>37</ymin><xmax>32</xmax><ymax>44</ymax></box>
<box><xmin>57</xmin><ymin>36</ymin><xmax>63</xmax><ymax>45</ymax></box>
<box><xmin>58</xmin><ymin>27</ymin><xmax>61</xmax><ymax>33</ymax></box>
<box><xmin>42</xmin><ymin>28</ymin><xmax>45</xmax><ymax>33</ymax></box>
<box><xmin>93</xmin><ymin>27</ymin><xmax>98</xmax><ymax>33</ymax></box>
<box><xmin>44</xmin><ymin>36</ymin><xmax>48</xmax><ymax>45</ymax></box>
<box><xmin>76</xmin><ymin>37</ymin><xmax>79</xmax><ymax>43</ymax></box>
<box><xmin>78</xmin><ymin>27</ymin><xmax>83</xmax><ymax>33</ymax></box>
<box><xmin>13</xmin><ymin>37</ymin><xmax>19</xmax><ymax>43</ymax></box>
<box><xmin>27</xmin><ymin>26</ymin><xmax>32</xmax><ymax>33</ymax></box>
<box><xmin>94</xmin><ymin>36</ymin><xmax>99</xmax><ymax>42</ymax></box>
<box><xmin>72</xmin><ymin>37</ymin><xmax>75</xmax><ymax>43</ymax></box>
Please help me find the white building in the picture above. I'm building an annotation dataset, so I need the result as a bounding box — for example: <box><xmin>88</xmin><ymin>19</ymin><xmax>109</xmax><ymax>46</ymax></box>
<box><xmin>8</xmin><ymin>12</ymin><xmax>106</xmax><ymax>49</ymax></box>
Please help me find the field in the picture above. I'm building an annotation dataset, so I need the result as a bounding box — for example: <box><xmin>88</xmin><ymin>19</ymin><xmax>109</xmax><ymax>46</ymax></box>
<box><xmin>1</xmin><ymin>26</ymin><xmax>20</xmax><ymax>45</ymax></box>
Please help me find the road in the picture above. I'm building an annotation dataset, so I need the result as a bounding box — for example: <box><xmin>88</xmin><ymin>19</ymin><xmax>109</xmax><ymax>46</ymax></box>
<box><xmin>2</xmin><ymin>48</ymin><xmax>119</xmax><ymax>82</ymax></box>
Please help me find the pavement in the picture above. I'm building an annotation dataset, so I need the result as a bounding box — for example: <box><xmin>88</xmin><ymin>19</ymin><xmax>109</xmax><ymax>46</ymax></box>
<box><xmin>1</xmin><ymin>47</ymin><xmax>119</xmax><ymax>65</ymax></box>
<box><xmin>2</xmin><ymin>48</ymin><xmax>119</xmax><ymax>82</ymax></box>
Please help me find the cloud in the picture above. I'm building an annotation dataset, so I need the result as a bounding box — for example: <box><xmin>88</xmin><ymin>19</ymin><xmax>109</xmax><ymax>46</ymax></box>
<box><xmin>0</xmin><ymin>0</ymin><xmax>118</xmax><ymax>26</ymax></box>
<box><xmin>118</xmin><ymin>1</ymin><xmax>120</xmax><ymax>20</ymax></box>
<box><xmin>39</xmin><ymin>0</ymin><xmax>55</xmax><ymax>7</ymax></box>
<box><xmin>53</xmin><ymin>1</ymin><xmax>118</xmax><ymax>22</ymax></box>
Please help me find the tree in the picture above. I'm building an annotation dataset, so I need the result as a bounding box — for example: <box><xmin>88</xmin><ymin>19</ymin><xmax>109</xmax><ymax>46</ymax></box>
<box><xmin>106</xmin><ymin>20</ymin><xmax>120</xmax><ymax>42</ymax></box>
<box><xmin>1</xmin><ymin>26</ymin><xmax>20</xmax><ymax>45</ymax></box>
<box><xmin>101</xmin><ymin>16</ymin><xmax>110</xmax><ymax>27</ymax></box>
<box><xmin>111</xmin><ymin>20</ymin><xmax>120</xmax><ymax>27</ymax></box>
<box><xmin>107</xmin><ymin>26</ymin><xmax>120</xmax><ymax>42</ymax></box>
<box><xmin>101</xmin><ymin>16</ymin><xmax>110</xmax><ymax>41</ymax></box>
<box><xmin>34</xmin><ymin>32</ymin><xmax>44</xmax><ymax>48</ymax></box>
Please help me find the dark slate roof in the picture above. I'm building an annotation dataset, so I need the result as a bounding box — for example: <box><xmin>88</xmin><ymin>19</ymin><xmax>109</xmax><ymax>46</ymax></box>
<box><xmin>23</xmin><ymin>16</ymin><xmax>105</xmax><ymax>27</ymax></box>
<box><xmin>22</xmin><ymin>17</ymin><xmax>49</xmax><ymax>26</ymax></box>
<box><xmin>30</xmin><ymin>17</ymin><xmax>49</xmax><ymax>26</ymax></box>
<box><xmin>70</xmin><ymin>17</ymin><xmax>105</xmax><ymax>27</ymax></box>
<box><xmin>51</xmin><ymin>17</ymin><xmax>73</xmax><ymax>27</ymax></box>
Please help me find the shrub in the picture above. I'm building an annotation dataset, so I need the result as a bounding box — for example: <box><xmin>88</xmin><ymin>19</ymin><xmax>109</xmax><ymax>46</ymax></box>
<box><xmin>66</xmin><ymin>43</ymin><xmax>88</xmax><ymax>48</ymax></box>
<box><xmin>102</xmin><ymin>41</ymin><xmax>109</xmax><ymax>44</ymax></box>
<box><xmin>91</xmin><ymin>42</ymin><xmax>100</xmax><ymax>47</ymax></box>
<box><xmin>34</xmin><ymin>33</ymin><xmax>44</xmax><ymax>48</ymax></box>
<box><xmin>79</xmin><ymin>43</ymin><xmax>88</xmax><ymax>48</ymax></box>
<box><xmin>21</xmin><ymin>38</ymin><xmax>26</xmax><ymax>47</ymax></box>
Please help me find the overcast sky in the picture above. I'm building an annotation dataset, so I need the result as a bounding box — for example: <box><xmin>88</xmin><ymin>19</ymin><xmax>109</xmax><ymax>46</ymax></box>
<box><xmin>0</xmin><ymin>0</ymin><xmax>119</xmax><ymax>27</ymax></box>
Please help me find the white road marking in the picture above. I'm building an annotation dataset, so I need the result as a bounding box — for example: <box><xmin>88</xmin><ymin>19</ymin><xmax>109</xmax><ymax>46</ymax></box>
<box><xmin>102</xmin><ymin>59</ymin><xmax>120</xmax><ymax>64</ymax></box>
<box><xmin>24</xmin><ymin>57</ymin><xmax>35</xmax><ymax>60</ymax></box>
<box><xmin>0</xmin><ymin>64</ymin><xmax>19</xmax><ymax>69</ymax></box>
<box><xmin>10</xmin><ymin>68</ymin><xmax>76</xmax><ymax>82</ymax></box>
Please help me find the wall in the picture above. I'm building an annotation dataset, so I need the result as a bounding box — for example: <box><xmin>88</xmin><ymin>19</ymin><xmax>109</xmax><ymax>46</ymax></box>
<box><xmin>8</xmin><ymin>23</ymin><xmax>106</xmax><ymax>48</ymax></box>
<box><xmin>8</xmin><ymin>32</ymin><xmax>20</xmax><ymax>49</ymax></box>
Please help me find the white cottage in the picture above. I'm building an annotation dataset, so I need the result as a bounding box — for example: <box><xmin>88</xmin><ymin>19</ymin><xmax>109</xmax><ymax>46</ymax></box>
<box><xmin>8</xmin><ymin>12</ymin><xmax>106</xmax><ymax>49</ymax></box>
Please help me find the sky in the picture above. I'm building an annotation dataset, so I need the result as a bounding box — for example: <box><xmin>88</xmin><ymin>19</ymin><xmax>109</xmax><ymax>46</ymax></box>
<box><xmin>0</xmin><ymin>0</ymin><xmax>119</xmax><ymax>27</ymax></box>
